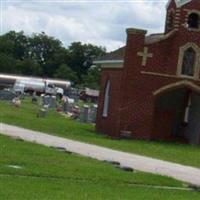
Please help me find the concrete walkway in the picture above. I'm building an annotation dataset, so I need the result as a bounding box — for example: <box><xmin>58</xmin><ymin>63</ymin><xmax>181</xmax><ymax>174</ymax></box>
<box><xmin>1</xmin><ymin>123</ymin><xmax>200</xmax><ymax>186</ymax></box>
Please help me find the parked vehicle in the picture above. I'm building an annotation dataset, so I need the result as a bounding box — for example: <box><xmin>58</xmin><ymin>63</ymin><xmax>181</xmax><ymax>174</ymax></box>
<box><xmin>0</xmin><ymin>73</ymin><xmax>70</xmax><ymax>95</ymax></box>
<box><xmin>13</xmin><ymin>79</ymin><xmax>64</xmax><ymax>96</ymax></box>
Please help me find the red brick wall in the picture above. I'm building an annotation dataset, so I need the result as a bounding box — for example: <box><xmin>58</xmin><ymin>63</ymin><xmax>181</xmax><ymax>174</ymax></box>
<box><xmin>96</xmin><ymin>0</ymin><xmax>200</xmax><ymax>141</ymax></box>
<box><xmin>96</xmin><ymin>69</ymin><xmax>123</xmax><ymax>138</ymax></box>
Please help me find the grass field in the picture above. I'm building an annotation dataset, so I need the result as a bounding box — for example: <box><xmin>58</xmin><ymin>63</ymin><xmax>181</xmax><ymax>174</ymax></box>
<box><xmin>0</xmin><ymin>134</ymin><xmax>200</xmax><ymax>199</ymax></box>
<box><xmin>0</xmin><ymin>99</ymin><xmax>200</xmax><ymax>169</ymax></box>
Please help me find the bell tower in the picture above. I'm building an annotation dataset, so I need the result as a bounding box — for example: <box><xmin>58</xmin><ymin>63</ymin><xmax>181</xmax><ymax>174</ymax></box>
<box><xmin>165</xmin><ymin>0</ymin><xmax>200</xmax><ymax>34</ymax></box>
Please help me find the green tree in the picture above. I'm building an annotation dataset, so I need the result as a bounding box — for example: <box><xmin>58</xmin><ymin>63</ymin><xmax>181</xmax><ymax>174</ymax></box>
<box><xmin>16</xmin><ymin>58</ymin><xmax>42</xmax><ymax>76</ymax></box>
<box><xmin>67</xmin><ymin>42</ymin><xmax>106</xmax><ymax>83</ymax></box>
<box><xmin>54</xmin><ymin>64</ymin><xmax>78</xmax><ymax>84</ymax></box>
<box><xmin>0</xmin><ymin>31</ymin><xmax>29</xmax><ymax>60</ymax></box>
<box><xmin>0</xmin><ymin>31</ymin><xmax>106</xmax><ymax>89</ymax></box>
<box><xmin>0</xmin><ymin>53</ymin><xmax>16</xmax><ymax>73</ymax></box>
<box><xmin>82</xmin><ymin>65</ymin><xmax>101</xmax><ymax>89</ymax></box>
<box><xmin>0</xmin><ymin>35</ymin><xmax>14</xmax><ymax>56</ymax></box>
<box><xmin>29</xmin><ymin>32</ymin><xmax>67</xmax><ymax>76</ymax></box>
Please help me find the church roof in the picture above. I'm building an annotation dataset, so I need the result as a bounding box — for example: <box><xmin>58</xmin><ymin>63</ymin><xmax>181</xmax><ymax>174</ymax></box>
<box><xmin>85</xmin><ymin>88</ymin><xmax>99</xmax><ymax>97</ymax></box>
<box><xmin>94</xmin><ymin>46</ymin><xmax>125</xmax><ymax>62</ymax></box>
<box><xmin>166</xmin><ymin>0</ymin><xmax>192</xmax><ymax>8</ymax></box>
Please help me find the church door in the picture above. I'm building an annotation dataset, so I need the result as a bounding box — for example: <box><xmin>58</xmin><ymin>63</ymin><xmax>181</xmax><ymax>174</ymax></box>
<box><xmin>183</xmin><ymin>92</ymin><xmax>200</xmax><ymax>145</ymax></box>
<box><xmin>153</xmin><ymin>88</ymin><xmax>200</xmax><ymax>144</ymax></box>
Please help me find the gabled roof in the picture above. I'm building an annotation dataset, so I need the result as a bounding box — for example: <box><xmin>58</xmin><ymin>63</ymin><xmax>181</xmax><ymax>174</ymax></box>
<box><xmin>94</xmin><ymin>46</ymin><xmax>125</xmax><ymax>64</ymax></box>
<box><xmin>166</xmin><ymin>0</ymin><xmax>192</xmax><ymax>8</ymax></box>
<box><xmin>95</xmin><ymin>46</ymin><xmax>125</xmax><ymax>61</ymax></box>
<box><xmin>85</xmin><ymin>88</ymin><xmax>99</xmax><ymax>97</ymax></box>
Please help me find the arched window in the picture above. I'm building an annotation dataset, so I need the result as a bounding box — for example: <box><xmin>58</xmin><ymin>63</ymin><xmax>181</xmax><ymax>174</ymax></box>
<box><xmin>188</xmin><ymin>13</ymin><xmax>199</xmax><ymax>29</ymax></box>
<box><xmin>181</xmin><ymin>47</ymin><xmax>196</xmax><ymax>76</ymax></box>
<box><xmin>102</xmin><ymin>80</ymin><xmax>110</xmax><ymax>117</ymax></box>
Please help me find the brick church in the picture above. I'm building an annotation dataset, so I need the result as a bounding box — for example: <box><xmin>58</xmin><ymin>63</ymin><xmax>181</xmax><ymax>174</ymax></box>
<box><xmin>94</xmin><ymin>0</ymin><xmax>200</xmax><ymax>145</ymax></box>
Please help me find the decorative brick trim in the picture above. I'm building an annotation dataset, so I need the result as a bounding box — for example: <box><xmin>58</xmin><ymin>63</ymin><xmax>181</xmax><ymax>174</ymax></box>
<box><xmin>187</xmin><ymin>28</ymin><xmax>200</xmax><ymax>32</ymax></box>
<box><xmin>141</xmin><ymin>71</ymin><xmax>179</xmax><ymax>79</ymax></box>
<box><xmin>126</xmin><ymin>28</ymin><xmax>147</xmax><ymax>35</ymax></box>
<box><xmin>153</xmin><ymin>80</ymin><xmax>200</xmax><ymax>96</ymax></box>
<box><xmin>141</xmin><ymin>71</ymin><xmax>200</xmax><ymax>81</ymax></box>
<box><xmin>145</xmin><ymin>29</ymin><xmax>177</xmax><ymax>45</ymax></box>
<box><xmin>184</xmin><ymin>9</ymin><xmax>200</xmax><ymax>15</ymax></box>
<box><xmin>166</xmin><ymin>0</ymin><xmax>192</xmax><ymax>9</ymax></box>
<box><xmin>166</xmin><ymin>8</ymin><xmax>175</xmax><ymax>31</ymax></box>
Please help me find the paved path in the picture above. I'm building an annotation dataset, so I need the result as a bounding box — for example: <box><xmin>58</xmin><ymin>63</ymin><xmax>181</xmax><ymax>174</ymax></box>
<box><xmin>1</xmin><ymin>123</ymin><xmax>200</xmax><ymax>186</ymax></box>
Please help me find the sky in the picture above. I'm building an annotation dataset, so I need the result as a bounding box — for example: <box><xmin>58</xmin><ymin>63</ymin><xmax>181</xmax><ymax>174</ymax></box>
<box><xmin>0</xmin><ymin>0</ymin><xmax>168</xmax><ymax>52</ymax></box>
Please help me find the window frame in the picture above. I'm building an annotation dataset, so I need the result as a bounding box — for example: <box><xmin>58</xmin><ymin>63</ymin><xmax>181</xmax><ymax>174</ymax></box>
<box><xmin>185</xmin><ymin>10</ymin><xmax>200</xmax><ymax>32</ymax></box>
<box><xmin>102</xmin><ymin>80</ymin><xmax>111</xmax><ymax>118</ymax></box>
<box><xmin>187</xmin><ymin>13</ymin><xmax>200</xmax><ymax>29</ymax></box>
<box><xmin>181</xmin><ymin>47</ymin><xmax>196</xmax><ymax>77</ymax></box>
<box><xmin>177</xmin><ymin>43</ymin><xmax>200</xmax><ymax>80</ymax></box>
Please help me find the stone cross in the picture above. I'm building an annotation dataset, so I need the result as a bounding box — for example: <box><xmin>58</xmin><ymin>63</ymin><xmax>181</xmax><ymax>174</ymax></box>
<box><xmin>137</xmin><ymin>47</ymin><xmax>153</xmax><ymax>66</ymax></box>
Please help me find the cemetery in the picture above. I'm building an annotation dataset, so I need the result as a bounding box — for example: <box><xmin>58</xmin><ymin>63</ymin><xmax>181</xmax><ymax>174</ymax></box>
<box><xmin>1</xmin><ymin>93</ymin><xmax>200</xmax><ymax>169</ymax></box>
<box><xmin>1</xmin><ymin>0</ymin><xmax>200</xmax><ymax>199</ymax></box>
<box><xmin>1</xmin><ymin>96</ymin><xmax>200</xmax><ymax>198</ymax></box>
<box><xmin>0</xmin><ymin>73</ymin><xmax>98</xmax><ymax>124</ymax></box>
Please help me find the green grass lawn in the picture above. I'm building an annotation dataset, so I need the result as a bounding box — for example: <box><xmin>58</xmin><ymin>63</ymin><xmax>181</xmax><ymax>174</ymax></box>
<box><xmin>0</xmin><ymin>99</ymin><xmax>200</xmax><ymax>169</ymax></box>
<box><xmin>0</xmin><ymin>134</ymin><xmax>200</xmax><ymax>199</ymax></box>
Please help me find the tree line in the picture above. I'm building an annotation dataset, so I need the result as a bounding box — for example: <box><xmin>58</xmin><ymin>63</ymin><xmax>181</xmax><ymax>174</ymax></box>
<box><xmin>0</xmin><ymin>31</ymin><xmax>106</xmax><ymax>89</ymax></box>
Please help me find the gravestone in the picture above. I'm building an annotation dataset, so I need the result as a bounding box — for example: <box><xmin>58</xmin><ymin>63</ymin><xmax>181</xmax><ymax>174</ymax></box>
<box><xmin>70</xmin><ymin>105</ymin><xmax>80</xmax><ymax>119</ymax></box>
<box><xmin>62</xmin><ymin>96</ymin><xmax>74</xmax><ymax>113</ymax></box>
<box><xmin>40</xmin><ymin>94</ymin><xmax>45</xmax><ymax>106</ymax></box>
<box><xmin>104</xmin><ymin>160</ymin><xmax>120</xmax><ymax>166</ymax></box>
<box><xmin>120</xmin><ymin>131</ymin><xmax>132</xmax><ymax>139</ymax></box>
<box><xmin>68</xmin><ymin>97</ymin><xmax>75</xmax><ymax>112</ymax></box>
<box><xmin>42</xmin><ymin>95</ymin><xmax>57</xmax><ymax>108</ymax></box>
<box><xmin>12</xmin><ymin>97</ymin><xmax>21</xmax><ymax>107</ymax></box>
<box><xmin>37</xmin><ymin>108</ymin><xmax>47</xmax><ymax>118</ymax></box>
<box><xmin>32</xmin><ymin>96</ymin><xmax>38</xmax><ymax>104</ymax></box>
<box><xmin>63</xmin><ymin>99</ymin><xmax>69</xmax><ymax>113</ymax></box>
<box><xmin>79</xmin><ymin>105</ymin><xmax>89</xmax><ymax>123</ymax></box>
<box><xmin>0</xmin><ymin>90</ymin><xmax>15</xmax><ymax>100</ymax></box>
<box><xmin>117</xmin><ymin>166</ymin><xmax>134</xmax><ymax>172</ymax></box>
<box><xmin>89</xmin><ymin>104</ymin><xmax>98</xmax><ymax>123</ymax></box>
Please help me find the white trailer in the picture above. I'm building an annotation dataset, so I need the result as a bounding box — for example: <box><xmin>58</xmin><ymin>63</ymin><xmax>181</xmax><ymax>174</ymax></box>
<box><xmin>0</xmin><ymin>73</ymin><xmax>71</xmax><ymax>90</ymax></box>
<box><xmin>14</xmin><ymin>79</ymin><xmax>64</xmax><ymax>96</ymax></box>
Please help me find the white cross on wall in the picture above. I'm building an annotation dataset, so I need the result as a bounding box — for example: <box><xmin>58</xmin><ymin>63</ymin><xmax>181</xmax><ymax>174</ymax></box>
<box><xmin>137</xmin><ymin>47</ymin><xmax>153</xmax><ymax>66</ymax></box>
